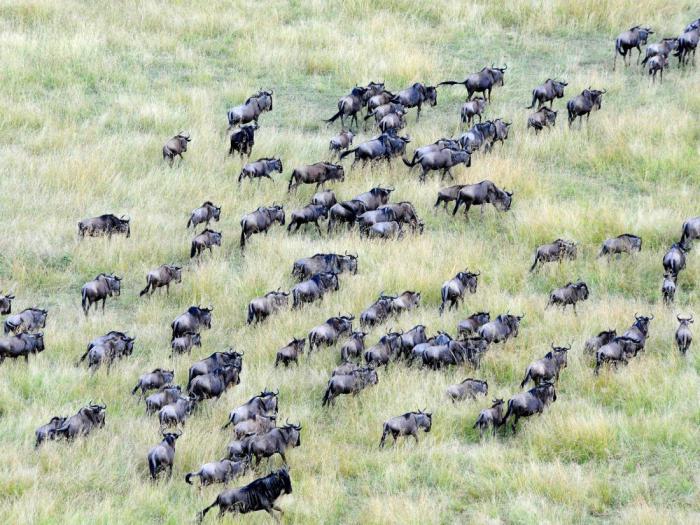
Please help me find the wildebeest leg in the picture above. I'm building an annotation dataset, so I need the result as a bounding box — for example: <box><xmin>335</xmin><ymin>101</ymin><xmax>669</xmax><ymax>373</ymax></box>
<box><xmin>314</xmin><ymin>221</ymin><xmax>323</xmax><ymax>236</ymax></box>
<box><xmin>511</xmin><ymin>415</ymin><xmax>518</xmax><ymax>433</ymax></box>
<box><xmin>102</xmin><ymin>298</ymin><xmax>106</xmax><ymax>313</ymax></box>
<box><xmin>416</xmin><ymin>103</ymin><xmax>422</xmax><ymax>122</ymax></box>
<box><xmin>636</xmin><ymin>45</ymin><xmax>641</xmax><ymax>64</ymax></box>
<box><xmin>165</xmin><ymin>283</ymin><xmax>169</xmax><ymax>295</ymax></box>
<box><xmin>412</xmin><ymin>431</ymin><xmax>419</xmax><ymax>443</ymax></box>
<box><xmin>265</xmin><ymin>508</ymin><xmax>281</xmax><ymax>524</ymax></box>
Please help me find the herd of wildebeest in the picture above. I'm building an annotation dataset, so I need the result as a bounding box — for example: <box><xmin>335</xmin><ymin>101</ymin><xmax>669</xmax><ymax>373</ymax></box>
<box><xmin>3</xmin><ymin>18</ymin><xmax>699</xmax><ymax>521</ymax></box>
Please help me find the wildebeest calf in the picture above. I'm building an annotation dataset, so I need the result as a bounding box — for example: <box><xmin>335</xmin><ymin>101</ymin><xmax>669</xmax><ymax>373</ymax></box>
<box><xmin>473</xmin><ymin>398</ymin><xmax>505</xmax><ymax>437</ymax></box>
<box><xmin>447</xmin><ymin>378</ymin><xmax>488</xmax><ymax>401</ymax></box>
<box><xmin>379</xmin><ymin>410</ymin><xmax>432</xmax><ymax>447</ymax></box>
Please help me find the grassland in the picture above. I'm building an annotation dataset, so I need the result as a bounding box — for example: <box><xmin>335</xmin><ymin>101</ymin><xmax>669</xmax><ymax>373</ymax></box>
<box><xmin>0</xmin><ymin>1</ymin><xmax>699</xmax><ymax>523</ymax></box>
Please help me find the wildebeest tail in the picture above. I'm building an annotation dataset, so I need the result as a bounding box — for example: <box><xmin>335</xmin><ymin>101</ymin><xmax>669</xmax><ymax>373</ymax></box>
<box><xmin>184</xmin><ymin>471</ymin><xmax>199</xmax><ymax>485</ymax></box>
<box><xmin>246</xmin><ymin>303</ymin><xmax>255</xmax><ymax>324</ymax></box>
<box><xmin>324</xmin><ymin>109</ymin><xmax>343</xmax><ymax>123</ymax></box>
<box><xmin>139</xmin><ymin>277</ymin><xmax>151</xmax><ymax>296</ymax></box>
<box><xmin>473</xmin><ymin>413</ymin><xmax>485</xmax><ymax>429</ymax></box>
<box><xmin>438</xmin><ymin>286</ymin><xmax>448</xmax><ymax>315</ymax></box>
<box><xmin>437</xmin><ymin>80</ymin><xmax>466</xmax><ymax>86</ymax></box>
<box><xmin>131</xmin><ymin>383</ymin><xmax>140</xmax><ymax>395</ymax></box>
<box><xmin>519</xmin><ymin>368</ymin><xmax>531</xmax><ymax>389</ymax></box>
<box><xmin>321</xmin><ymin>382</ymin><xmax>333</xmax><ymax>406</ymax></box>
<box><xmin>190</xmin><ymin>241</ymin><xmax>197</xmax><ymax>258</ymax></box>
<box><xmin>526</xmin><ymin>91</ymin><xmax>537</xmax><ymax>109</ymax></box>
<box><xmin>529</xmin><ymin>253</ymin><xmax>540</xmax><ymax>272</ymax></box>
<box><xmin>239</xmin><ymin>222</ymin><xmax>247</xmax><ymax>248</ymax></box>
<box><xmin>402</xmin><ymin>155</ymin><xmax>417</xmax><ymax>167</ymax></box>
<box><xmin>501</xmin><ymin>400</ymin><xmax>513</xmax><ymax>427</ymax></box>
<box><xmin>198</xmin><ymin>498</ymin><xmax>219</xmax><ymax>523</ymax></box>
<box><xmin>186</xmin><ymin>216</ymin><xmax>193</xmax><ymax>228</ymax></box>
<box><xmin>339</xmin><ymin>147</ymin><xmax>358</xmax><ymax>160</ymax></box>
<box><xmin>148</xmin><ymin>454</ymin><xmax>158</xmax><ymax>480</ymax></box>
<box><xmin>81</xmin><ymin>288</ymin><xmax>89</xmax><ymax>315</ymax></box>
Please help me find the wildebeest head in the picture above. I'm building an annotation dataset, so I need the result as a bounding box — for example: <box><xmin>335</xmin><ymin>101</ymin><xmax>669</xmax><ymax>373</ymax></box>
<box><xmin>276</xmin><ymin>468</ymin><xmax>293</xmax><ymax>495</ymax></box>
<box><xmin>415</xmin><ymin>410</ymin><xmax>432</xmax><ymax>432</ymax></box>
<box><xmin>488</xmin><ymin>65</ymin><xmax>507</xmax><ymax>86</ymax></box>
<box><xmin>340</xmin><ymin>252</ymin><xmax>359</xmax><ymax>274</ymax></box>
<box><xmin>572</xmin><ymin>281</ymin><xmax>589</xmax><ymax>300</ymax></box>
<box><xmin>175</xmin><ymin>132</ymin><xmax>191</xmax><ymax>150</ymax></box>
<box><xmin>495</xmin><ymin>188</ymin><xmax>513</xmax><ymax>211</ymax></box>
<box><xmin>531</xmin><ymin>382</ymin><xmax>556</xmax><ymax>404</ymax></box>
<box><xmin>167</xmin><ymin>264</ymin><xmax>183</xmax><ymax>283</ymax></box>
<box><xmin>0</xmin><ymin>293</ymin><xmax>15</xmax><ymax>315</ymax></box>
<box><xmin>268</xmin><ymin>205</ymin><xmax>285</xmax><ymax>226</ymax></box>
<box><xmin>633</xmin><ymin>26</ymin><xmax>654</xmax><ymax>44</ymax></box>
<box><xmin>281</xmin><ymin>420</ymin><xmax>303</xmax><ymax>447</ymax></box>
<box><xmin>582</xmin><ymin>88</ymin><xmax>606</xmax><ymax>110</ymax></box>
<box><xmin>193</xmin><ymin>305</ymin><xmax>214</xmax><ymax>328</ymax></box>
<box><xmin>457</xmin><ymin>270</ymin><xmax>480</xmax><ymax>293</ymax></box>
<box><xmin>101</xmin><ymin>274</ymin><xmax>122</xmax><ymax>296</ymax></box>
<box><xmin>424</xmin><ymin>86</ymin><xmax>438</xmax><ymax>106</ymax></box>
<box><xmin>266</xmin><ymin>290</ymin><xmax>290</xmax><ymax>307</ymax></box>
<box><xmin>633</xmin><ymin>313</ymin><xmax>653</xmax><ymax>335</ymax></box>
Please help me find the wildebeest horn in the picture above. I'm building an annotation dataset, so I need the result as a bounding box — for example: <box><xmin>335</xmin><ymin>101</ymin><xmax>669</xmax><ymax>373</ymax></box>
<box><xmin>648</xmin><ymin>314</ymin><xmax>654</xmax><ymax>320</ymax></box>
<box><xmin>601</xmin><ymin>89</ymin><xmax>607</xmax><ymax>94</ymax></box>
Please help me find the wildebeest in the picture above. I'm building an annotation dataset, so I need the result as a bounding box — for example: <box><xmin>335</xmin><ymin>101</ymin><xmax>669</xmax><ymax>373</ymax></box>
<box><xmin>354</xmin><ymin>186</ymin><xmax>395</xmax><ymax>211</ymax></box>
<box><xmin>227</xmin><ymin>90</ymin><xmax>273</xmax><ymax>128</ymax></box>
<box><xmin>457</xmin><ymin>121</ymin><xmax>497</xmax><ymax>153</ymax></box>
<box><xmin>594</xmin><ymin>336</ymin><xmax>643</xmax><ymax>374</ymax></box>
<box><xmin>163</xmin><ymin>133</ymin><xmax>191</xmax><ymax>166</ymax></box>
<box><xmin>312</xmin><ymin>189</ymin><xmax>337</xmax><ymax>209</ymax></box>
<box><xmin>566</xmin><ymin>88</ymin><xmax>606</xmax><ymax>127</ymax></box>
<box><xmin>377</xmin><ymin>111</ymin><xmax>406</xmax><ymax>133</ymax></box>
<box><xmin>367</xmin><ymin>221</ymin><xmax>403</xmax><ymax>240</ymax></box>
<box><xmin>439</xmin><ymin>270</ymin><xmax>479</xmax><ymax>314</ymax></box>
<box><xmin>622</xmin><ymin>314</ymin><xmax>653</xmax><ymax>348</ymax></box>
<box><xmin>198</xmin><ymin>468</ymin><xmax>292</xmax><ymax>522</ymax></box>
<box><xmin>139</xmin><ymin>264</ymin><xmax>182</xmax><ymax>296</ymax></box>
<box><xmin>0</xmin><ymin>293</ymin><xmax>14</xmax><ymax>315</ymax></box>
<box><xmin>461</xmin><ymin>96</ymin><xmax>487</xmax><ymax>126</ymax></box>
<box><xmin>364</xmin><ymin>102</ymin><xmax>405</xmax><ymax>126</ymax></box>
<box><xmin>646</xmin><ymin>54</ymin><xmax>669</xmax><ymax>83</ymax></box>
<box><xmin>238</xmin><ymin>157</ymin><xmax>283</xmax><ymax>184</ymax></box>
<box><xmin>186</xmin><ymin>458</ymin><xmax>249</xmax><ymax>487</ymax></box>
<box><xmin>387</xmin><ymin>291</ymin><xmax>421</xmax><ymax>314</ymax></box>
<box><xmin>404</xmin><ymin>139</ymin><xmax>460</xmax><ymax>170</ymax></box>
<box><xmin>458</xmin><ymin>312</ymin><xmax>490</xmax><ymax>337</ymax></box>
<box><xmin>379</xmin><ymin>410</ymin><xmax>432</xmax><ymax>447</ymax></box>
<box><xmin>360</xmin><ymin>296</ymin><xmax>394</xmax><ymax>328</ymax></box>
<box><xmin>340</xmin><ymin>331</ymin><xmax>367</xmax><ymax>362</ymax></box>
<box><xmin>492</xmin><ymin>118</ymin><xmax>512</xmax><ymax>147</ymax></box>
<box><xmin>81</xmin><ymin>273</ymin><xmax>121</xmax><ymax>316</ymax></box>
<box><xmin>191</xmin><ymin>229</ymin><xmax>222</xmax><ymax>258</ymax></box>
<box><xmin>326</xmin><ymin>86</ymin><xmax>369</xmax><ymax>129</ymax></box>
<box><xmin>421</xmin><ymin>339</ymin><xmax>474</xmax><ymax>370</ymax></box>
<box><xmin>322</xmin><ymin>366</ymin><xmax>378</xmax><ymax>406</ymax></box>
<box><xmin>159</xmin><ymin>395</ymin><xmax>196</xmax><ymax>428</ymax></box>
<box><xmin>473</xmin><ymin>398</ymin><xmax>505</xmax><ymax>437</ymax></box>
<box><xmin>439</xmin><ymin>65</ymin><xmax>507</xmax><ymax>101</ymax></box>
<box><xmin>247</xmin><ymin>422</ymin><xmax>302</xmax><ymax>465</ymax></box>
<box><xmin>663</xmin><ymin>243</ymin><xmax>687</xmax><ymax>276</ymax></box>
<box><xmin>502</xmin><ymin>383</ymin><xmax>556</xmax><ymax>433</ymax></box>
<box><xmin>356</xmin><ymin>207</ymin><xmax>395</xmax><ymax>234</ymax></box>
<box><xmin>171</xmin><ymin>332</ymin><xmax>202</xmax><ymax>356</ymax></box>
<box><xmin>187</xmin><ymin>201</ymin><xmax>221</xmax><ymax>230</ymax></box>
<box><xmin>674</xmin><ymin>27</ymin><xmax>699</xmax><ymax>67</ymax></box>
<box><xmin>188</xmin><ymin>366</ymin><xmax>241</xmax><ymax>401</ymax></box>
<box><xmin>275</xmin><ymin>337</ymin><xmax>305</xmax><ymax>367</ymax></box>
<box><xmin>530</xmin><ymin>239</ymin><xmax>577</xmax><ymax>271</ymax></box>
<box><xmin>308</xmin><ymin>315</ymin><xmax>354</xmax><ymax>351</ymax></box>
<box><xmin>366</xmin><ymin>88</ymin><xmax>395</xmax><ymax>112</ymax></box>
<box><xmin>434</xmin><ymin>184</ymin><xmax>466</xmax><ymax>211</ymax></box>
<box><xmin>613</xmin><ymin>26</ymin><xmax>653</xmax><ymax>69</ymax></box>
<box><xmin>287</xmin><ymin>162</ymin><xmax>344</xmax><ymax>192</ymax></box>
<box><xmin>0</xmin><ymin>332</ymin><xmax>45</xmax><ymax>364</ymax></box>
<box><xmin>145</xmin><ymin>385</ymin><xmax>182</xmax><ymax>415</ymax></box>
<box><xmin>403</xmin><ymin>147</ymin><xmax>471</xmax><ymax>183</ymax></box>
<box><xmin>447</xmin><ymin>378</ymin><xmax>488</xmax><ymax>401</ymax></box>
<box><xmin>327</xmin><ymin>200</ymin><xmax>368</xmax><ymax>232</ymax></box>
<box><xmin>546</xmin><ymin>281</ymin><xmax>589</xmax><ymax>313</ymax></box>
<box><xmin>339</xmin><ymin>134</ymin><xmax>410</xmax><ymax>168</ymax></box>
<box><xmin>641</xmin><ymin>38</ymin><xmax>679</xmax><ymax>65</ymax></box>
<box><xmin>584</xmin><ymin>329</ymin><xmax>617</xmax><ymax>354</ymax></box>
<box><xmin>132</xmin><ymin>368</ymin><xmax>175</xmax><ymax>397</ymax></box>
<box><xmin>35</xmin><ymin>416</ymin><xmax>67</xmax><ymax>448</ymax></box>
<box><xmin>391</xmin><ymin>83</ymin><xmax>438</xmax><ymax>121</ymax></box>
<box><xmin>3</xmin><ymin>307</ymin><xmax>47</xmax><ymax>334</ymax></box>
<box><xmin>292</xmin><ymin>252</ymin><xmax>358</xmax><ymax>280</ymax></box>
<box><xmin>222</xmin><ymin>390</ymin><xmax>279</xmax><ymax>431</ymax></box>
<box><xmin>478</xmin><ymin>314</ymin><xmax>524</xmax><ymax>344</ymax></box>
<box><xmin>675</xmin><ymin>316</ymin><xmax>693</xmax><ymax>355</ymax></box>
<box><xmin>240</xmin><ymin>205</ymin><xmax>285</xmax><ymax>248</ymax></box>
<box><xmin>527</xmin><ymin>79</ymin><xmax>568</xmax><ymax>109</ymax></box>
<box><xmin>452</xmin><ymin>180</ymin><xmax>513</xmax><ymax>218</ymax></box>
<box><xmin>78</xmin><ymin>214</ymin><xmax>131</xmax><ymax>238</ymax></box>
<box><xmin>247</xmin><ymin>290</ymin><xmax>289</xmax><ymax>324</ymax></box>
<box><xmin>229</xmin><ymin>124</ymin><xmax>257</xmax><ymax>158</ymax></box>
<box><xmin>527</xmin><ymin>106</ymin><xmax>558</xmax><ymax>134</ymax></box>
<box><xmin>598</xmin><ymin>233</ymin><xmax>642</xmax><ymax>258</ymax></box>
<box><xmin>291</xmin><ymin>272</ymin><xmax>338</xmax><ymax>308</ymax></box>
<box><xmin>329</xmin><ymin>130</ymin><xmax>354</xmax><ymax>156</ymax></box>
<box><xmin>679</xmin><ymin>216</ymin><xmax>700</xmax><ymax>250</ymax></box>
<box><xmin>148</xmin><ymin>431</ymin><xmax>181</xmax><ymax>480</ymax></box>
<box><xmin>364</xmin><ymin>331</ymin><xmax>402</xmax><ymax>367</ymax></box>
<box><xmin>520</xmin><ymin>345</ymin><xmax>569</xmax><ymax>388</ymax></box>
<box><xmin>287</xmin><ymin>204</ymin><xmax>329</xmax><ymax>235</ymax></box>
<box><xmin>406</xmin><ymin>332</ymin><xmax>451</xmax><ymax>366</ymax></box>
<box><xmin>332</xmin><ymin>362</ymin><xmax>362</xmax><ymax>377</ymax></box>
<box><xmin>50</xmin><ymin>403</ymin><xmax>106</xmax><ymax>441</ymax></box>
<box><xmin>662</xmin><ymin>272</ymin><xmax>677</xmax><ymax>305</ymax></box>
<box><xmin>172</xmin><ymin>306</ymin><xmax>213</xmax><ymax>339</ymax></box>
<box><xmin>76</xmin><ymin>331</ymin><xmax>134</xmax><ymax>367</ymax></box>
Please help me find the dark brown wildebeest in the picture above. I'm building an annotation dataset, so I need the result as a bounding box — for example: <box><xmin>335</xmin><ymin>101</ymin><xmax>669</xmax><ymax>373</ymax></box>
<box><xmin>458</xmin><ymin>121</ymin><xmax>497</xmax><ymax>153</ymax></box>
<box><xmin>227</xmin><ymin>90</ymin><xmax>273</xmax><ymax>129</ymax></box>
<box><xmin>527</xmin><ymin>107</ymin><xmax>558</xmax><ymax>134</ymax></box>
<box><xmin>312</xmin><ymin>189</ymin><xmax>337</xmax><ymax>209</ymax></box>
<box><xmin>404</xmin><ymin>139</ymin><xmax>460</xmax><ymax>170</ymax></box>
<box><xmin>492</xmin><ymin>118</ymin><xmax>512</xmax><ymax>147</ymax></box>
<box><xmin>613</xmin><ymin>26</ymin><xmax>653</xmax><ymax>69</ymax></box>
<box><xmin>662</xmin><ymin>272</ymin><xmax>677</xmax><ymax>305</ymax></box>
<box><xmin>247</xmin><ymin>290</ymin><xmax>289</xmax><ymax>324</ymax></box>
<box><xmin>145</xmin><ymin>386</ymin><xmax>182</xmax><ymax>415</ymax></box>
<box><xmin>439</xmin><ymin>65</ymin><xmax>507</xmax><ymax>101</ymax></box>
<box><xmin>675</xmin><ymin>316</ymin><xmax>693</xmax><ymax>355</ymax></box>
<box><xmin>598</xmin><ymin>233</ymin><xmax>642</xmax><ymax>258</ymax></box>
<box><xmin>360</xmin><ymin>296</ymin><xmax>394</xmax><ymax>328</ymax></box>
<box><xmin>527</xmin><ymin>79</ymin><xmax>568</xmax><ymax>109</ymax></box>
<box><xmin>187</xmin><ymin>201</ymin><xmax>221</xmax><ymax>230</ymax></box>
<box><xmin>50</xmin><ymin>403</ymin><xmax>106</xmax><ymax>441</ymax></box>
<box><xmin>148</xmin><ymin>431</ymin><xmax>181</xmax><ymax>480</ymax></box>
<box><xmin>530</xmin><ymin>239</ymin><xmax>577</xmax><ymax>271</ymax></box>
<box><xmin>546</xmin><ymin>281</ymin><xmax>589</xmax><ymax>313</ymax></box>
<box><xmin>229</xmin><ymin>124</ymin><xmax>257</xmax><ymax>158</ymax></box>
<box><xmin>364</xmin><ymin>331</ymin><xmax>402</xmax><ymax>367</ymax></box>
<box><xmin>246</xmin><ymin>422</ymin><xmax>302</xmax><ymax>465</ymax></box>
<box><xmin>238</xmin><ymin>158</ymin><xmax>283</xmax><ymax>183</ymax></box>
<box><xmin>434</xmin><ymin>184</ymin><xmax>466</xmax><ymax>211</ymax></box>
<box><xmin>131</xmin><ymin>368</ymin><xmax>175</xmax><ymax>397</ymax></box>
<box><xmin>566</xmin><ymin>88</ymin><xmax>606</xmax><ymax>127</ymax></box>
<box><xmin>520</xmin><ymin>345</ymin><xmax>569</xmax><ymax>388</ymax></box>
<box><xmin>329</xmin><ymin>130</ymin><xmax>354</xmax><ymax>157</ymax></box>
<box><xmin>327</xmin><ymin>200</ymin><xmax>368</xmax><ymax>233</ymax></box>
<box><xmin>171</xmin><ymin>332</ymin><xmax>202</xmax><ymax>356</ymax></box>
<box><xmin>339</xmin><ymin>134</ymin><xmax>410</xmax><ymax>168</ymax></box>
<box><xmin>172</xmin><ymin>305</ymin><xmax>213</xmax><ymax>339</ymax></box>
<box><xmin>447</xmin><ymin>378</ymin><xmax>488</xmax><ymax>401</ymax></box>
<box><xmin>674</xmin><ymin>27</ymin><xmax>699</xmax><ymax>67</ymax></box>
<box><xmin>159</xmin><ymin>395</ymin><xmax>196</xmax><ymax>428</ymax></box>
<box><xmin>322</xmin><ymin>366</ymin><xmax>378</xmax><ymax>406</ymax></box>
<box><xmin>453</xmin><ymin>181</ymin><xmax>513</xmax><ymax>219</ymax></box>
<box><xmin>378</xmin><ymin>111</ymin><xmax>406</xmax><ymax>133</ymax></box>
<box><xmin>197</xmin><ymin>468</ymin><xmax>292</xmax><ymax>522</ymax></box>
<box><xmin>354</xmin><ymin>186</ymin><xmax>394</xmax><ymax>211</ymax></box>
<box><xmin>679</xmin><ymin>216</ymin><xmax>700</xmax><ymax>250</ymax></box>
<box><xmin>340</xmin><ymin>331</ymin><xmax>367</xmax><ymax>362</ymax></box>
<box><xmin>439</xmin><ymin>270</ymin><xmax>479</xmax><ymax>314</ymax></box>
<box><xmin>0</xmin><ymin>332</ymin><xmax>45</xmax><ymax>364</ymax></box>
<box><xmin>0</xmin><ymin>292</ymin><xmax>15</xmax><ymax>315</ymax></box>
<box><xmin>325</xmin><ymin>86</ymin><xmax>369</xmax><ymax>129</ymax></box>
<box><xmin>622</xmin><ymin>314</ymin><xmax>653</xmax><ymax>349</ymax></box>
<box><xmin>287</xmin><ymin>204</ymin><xmax>329</xmax><ymax>235</ymax></box>
<box><xmin>291</xmin><ymin>272</ymin><xmax>339</xmax><ymax>308</ymax></box>
<box><xmin>81</xmin><ymin>274</ymin><xmax>121</xmax><ymax>316</ymax></box>
<box><xmin>379</xmin><ymin>410</ymin><xmax>432</xmax><ymax>447</ymax></box>
<box><xmin>458</xmin><ymin>312</ymin><xmax>490</xmax><ymax>337</ymax></box>
<box><xmin>187</xmin><ymin>350</ymin><xmax>242</xmax><ymax>389</ymax></box>
<box><xmin>191</xmin><ymin>229</ymin><xmax>222</xmax><ymax>258</ymax></box>
<box><xmin>478</xmin><ymin>314</ymin><xmax>524</xmax><ymax>344</ymax></box>
<box><xmin>308</xmin><ymin>315</ymin><xmax>354</xmax><ymax>351</ymax></box>
<box><xmin>287</xmin><ymin>162</ymin><xmax>344</xmax><ymax>192</ymax></box>
<box><xmin>3</xmin><ymin>307</ymin><xmax>47</xmax><ymax>334</ymax></box>
<box><xmin>367</xmin><ymin>221</ymin><xmax>403</xmax><ymax>240</ymax></box>
<box><xmin>292</xmin><ymin>253</ymin><xmax>358</xmax><ymax>280</ymax></box>
<box><xmin>502</xmin><ymin>383</ymin><xmax>556</xmax><ymax>433</ymax></box>
<box><xmin>403</xmin><ymin>148</ymin><xmax>471</xmax><ymax>183</ymax></box>
<box><xmin>78</xmin><ymin>214</ymin><xmax>131</xmax><ymax>238</ymax></box>
<box><xmin>663</xmin><ymin>243</ymin><xmax>687</xmax><ymax>276</ymax></box>
<box><xmin>163</xmin><ymin>133</ymin><xmax>191</xmax><ymax>166</ymax></box>
<box><xmin>188</xmin><ymin>366</ymin><xmax>240</xmax><ymax>401</ymax></box>
<box><xmin>222</xmin><ymin>390</ymin><xmax>279</xmax><ymax>429</ymax></box>
<box><xmin>594</xmin><ymin>336</ymin><xmax>643</xmax><ymax>374</ymax></box>
<box><xmin>275</xmin><ymin>337</ymin><xmax>305</xmax><ymax>367</ymax></box>
<box><xmin>366</xmin><ymin>89</ymin><xmax>395</xmax><ymax>112</ymax></box>
<box><xmin>35</xmin><ymin>416</ymin><xmax>68</xmax><ymax>448</ymax></box>
<box><xmin>473</xmin><ymin>398</ymin><xmax>505</xmax><ymax>437</ymax></box>
<box><xmin>584</xmin><ymin>329</ymin><xmax>617</xmax><ymax>354</ymax></box>
<box><xmin>646</xmin><ymin>54</ymin><xmax>669</xmax><ymax>83</ymax></box>
<box><xmin>139</xmin><ymin>264</ymin><xmax>182</xmax><ymax>296</ymax></box>
<box><xmin>240</xmin><ymin>205</ymin><xmax>285</xmax><ymax>248</ymax></box>
<box><xmin>641</xmin><ymin>38</ymin><xmax>679</xmax><ymax>65</ymax></box>
<box><xmin>391</xmin><ymin>83</ymin><xmax>437</xmax><ymax>121</ymax></box>
<box><xmin>186</xmin><ymin>458</ymin><xmax>249</xmax><ymax>487</ymax></box>
<box><xmin>461</xmin><ymin>96</ymin><xmax>487</xmax><ymax>126</ymax></box>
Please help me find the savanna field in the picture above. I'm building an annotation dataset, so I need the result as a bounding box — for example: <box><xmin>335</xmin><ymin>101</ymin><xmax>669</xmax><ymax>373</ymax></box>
<box><xmin>1</xmin><ymin>1</ymin><xmax>699</xmax><ymax>523</ymax></box>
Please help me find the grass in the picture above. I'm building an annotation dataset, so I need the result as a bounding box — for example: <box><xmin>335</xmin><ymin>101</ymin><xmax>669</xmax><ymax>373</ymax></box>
<box><xmin>0</xmin><ymin>1</ymin><xmax>699</xmax><ymax>523</ymax></box>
